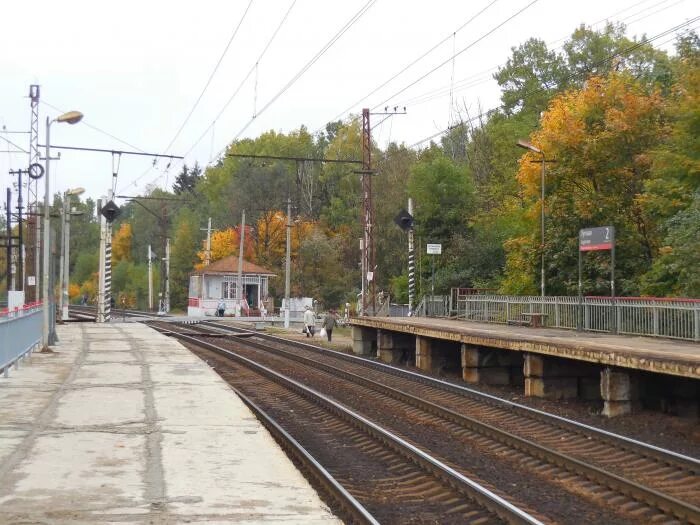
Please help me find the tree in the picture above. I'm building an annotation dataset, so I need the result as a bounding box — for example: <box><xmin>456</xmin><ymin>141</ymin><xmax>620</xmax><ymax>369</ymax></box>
<box><xmin>112</xmin><ymin>223</ymin><xmax>133</xmax><ymax>262</ymax></box>
<box><xmin>564</xmin><ymin>23</ymin><xmax>672</xmax><ymax>90</ymax></box>
<box><xmin>508</xmin><ymin>73</ymin><xmax>667</xmax><ymax>295</ymax></box>
<box><xmin>170</xmin><ymin>208</ymin><xmax>201</xmax><ymax>308</ymax></box>
<box><xmin>173</xmin><ymin>163</ymin><xmax>203</xmax><ymax>195</ymax></box>
<box><xmin>494</xmin><ymin>38</ymin><xmax>568</xmax><ymax>116</ymax></box>
<box><xmin>640</xmin><ymin>34</ymin><xmax>700</xmax><ymax>296</ymax></box>
<box><xmin>197</xmin><ymin>226</ymin><xmax>256</xmax><ymax>267</ymax></box>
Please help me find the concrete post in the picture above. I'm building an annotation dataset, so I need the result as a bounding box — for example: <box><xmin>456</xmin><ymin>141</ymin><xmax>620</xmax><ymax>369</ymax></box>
<box><xmin>601</xmin><ymin>367</ymin><xmax>636</xmax><ymax>417</ymax></box>
<box><xmin>351</xmin><ymin>326</ymin><xmax>376</xmax><ymax>356</ymax></box>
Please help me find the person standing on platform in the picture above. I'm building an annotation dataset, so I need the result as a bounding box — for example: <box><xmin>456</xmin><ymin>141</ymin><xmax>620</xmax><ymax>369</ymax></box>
<box><xmin>322</xmin><ymin>309</ymin><xmax>337</xmax><ymax>342</ymax></box>
<box><xmin>303</xmin><ymin>305</ymin><xmax>315</xmax><ymax>337</ymax></box>
<box><xmin>217</xmin><ymin>300</ymin><xmax>226</xmax><ymax>317</ymax></box>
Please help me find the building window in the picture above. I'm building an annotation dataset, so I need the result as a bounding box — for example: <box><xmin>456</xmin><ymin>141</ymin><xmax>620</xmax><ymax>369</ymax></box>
<box><xmin>222</xmin><ymin>280</ymin><xmax>237</xmax><ymax>299</ymax></box>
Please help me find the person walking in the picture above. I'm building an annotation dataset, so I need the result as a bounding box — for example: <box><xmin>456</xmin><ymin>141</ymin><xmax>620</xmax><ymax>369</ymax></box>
<box><xmin>322</xmin><ymin>309</ymin><xmax>337</xmax><ymax>342</ymax></box>
<box><xmin>303</xmin><ymin>305</ymin><xmax>315</xmax><ymax>337</ymax></box>
<box><xmin>217</xmin><ymin>300</ymin><xmax>226</xmax><ymax>317</ymax></box>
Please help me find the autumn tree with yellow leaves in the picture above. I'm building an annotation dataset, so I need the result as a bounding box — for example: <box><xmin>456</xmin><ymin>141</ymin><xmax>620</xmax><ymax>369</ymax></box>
<box><xmin>503</xmin><ymin>73</ymin><xmax>668</xmax><ymax>295</ymax></box>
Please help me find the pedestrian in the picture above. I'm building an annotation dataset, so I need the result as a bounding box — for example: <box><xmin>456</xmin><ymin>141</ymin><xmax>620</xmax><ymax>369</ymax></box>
<box><xmin>322</xmin><ymin>309</ymin><xmax>337</xmax><ymax>342</ymax></box>
<box><xmin>303</xmin><ymin>305</ymin><xmax>315</xmax><ymax>337</ymax></box>
<box><xmin>217</xmin><ymin>299</ymin><xmax>226</xmax><ymax>317</ymax></box>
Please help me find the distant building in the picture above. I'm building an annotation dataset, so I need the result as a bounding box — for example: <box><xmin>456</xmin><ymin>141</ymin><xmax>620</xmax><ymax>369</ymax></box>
<box><xmin>187</xmin><ymin>256</ymin><xmax>276</xmax><ymax>317</ymax></box>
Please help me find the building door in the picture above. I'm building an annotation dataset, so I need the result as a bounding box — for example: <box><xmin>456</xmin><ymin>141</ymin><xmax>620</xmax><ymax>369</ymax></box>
<box><xmin>244</xmin><ymin>284</ymin><xmax>259</xmax><ymax>307</ymax></box>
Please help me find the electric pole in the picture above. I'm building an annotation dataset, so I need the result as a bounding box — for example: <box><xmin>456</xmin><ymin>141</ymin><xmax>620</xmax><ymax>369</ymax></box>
<box><xmin>237</xmin><ymin>210</ymin><xmax>245</xmax><ymax>308</ymax></box>
<box><xmin>358</xmin><ymin>106</ymin><xmax>406</xmax><ymax>316</ymax></box>
<box><xmin>148</xmin><ymin>245</ymin><xmax>153</xmax><ymax>311</ymax></box>
<box><xmin>284</xmin><ymin>197</ymin><xmax>291</xmax><ymax>328</ymax></box>
<box><xmin>200</xmin><ymin>217</ymin><xmax>212</xmax><ymax>266</ymax></box>
<box><xmin>408</xmin><ymin>198</ymin><xmax>415</xmax><ymax>316</ymax></box>
<box><xmin>27</xmin><ymin>85</ymin><xmax>40</xmax><ymax>302</ymax></box>
<box><xmin>164</xmin><ymin>238</ymin><xmax>170</xmax><ymax>313</ymax></box>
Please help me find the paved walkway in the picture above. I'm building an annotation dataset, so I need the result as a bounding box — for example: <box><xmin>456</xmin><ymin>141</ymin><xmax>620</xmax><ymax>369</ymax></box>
<box><xmin>351</xmin><ymin>316</ymin><xmax>700</xmax><ymax>379</ymax></box>
<box><xmin>0</xmin><ymin>322</ymin><xmax>340</xmax><ymax>524</ymax></box>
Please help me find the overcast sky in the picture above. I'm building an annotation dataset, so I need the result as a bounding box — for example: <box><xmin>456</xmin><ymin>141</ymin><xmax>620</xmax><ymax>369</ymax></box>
<box><xmin>0</xmin><ymin>0</ymin><xmax>696</xmax><ymax>205</ymax></box>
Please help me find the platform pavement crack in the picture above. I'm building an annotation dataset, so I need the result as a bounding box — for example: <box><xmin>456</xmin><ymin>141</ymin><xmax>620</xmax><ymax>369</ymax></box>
<box><xmin>115</xmin><ymin>325</ymin><xmax>170</xmax><ymax>523</ymax></box>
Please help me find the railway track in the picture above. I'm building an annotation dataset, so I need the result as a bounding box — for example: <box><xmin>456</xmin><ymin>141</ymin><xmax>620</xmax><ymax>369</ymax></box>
<box><xmin>153</xmin><ymin>322</ymin><xmax>543</xmax><ymax>525</ymax></box>
<box><xmin>159</xmin><ymin>319</ymin><xmax>700</xmax><ymax>524</ymax></box>
<box><xmin>68</xmin><ymin>305</ymin><xmax>166</xmax><ymax>320</ymax></box>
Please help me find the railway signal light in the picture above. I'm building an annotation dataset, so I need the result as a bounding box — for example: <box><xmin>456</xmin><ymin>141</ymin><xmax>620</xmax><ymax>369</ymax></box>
<box><xmin>394</xmin><ymin>209</ymin><xmax>414</xmax><ymax>231</ymax></box>
<box><xmin>100</xmin><ymin>200</ymin><xmax>121</xmax><ymax>223</ymax></box>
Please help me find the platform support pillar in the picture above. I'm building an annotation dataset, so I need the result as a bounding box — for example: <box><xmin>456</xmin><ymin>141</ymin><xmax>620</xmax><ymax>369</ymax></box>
<box><xmin>461</xmin><ymin>345</ymin><xmax>522</xmax><ymax>385</ymax></box>
<box><xmin>524</xmin><ymin>354</ymin><xmax>582</xmax><ymax>399</ymax></box>
<box><xmin>601</xmin><ymin>367</ymin><xmax>637</xmax><ymax>417</ymax></box>
<box><xmin>377</xmin><ymin>330</ymin><xmax>413</xmax><ymax>365</ymax></box>
<box><xmin>351</xmin><ymin>326</ymin><xmax>376</xmax><ymax>356</ymax></box>
<box><xmin>415</xmin><ymin>336</ymin><xmax>433</xmax><ymax>372</ymax></box>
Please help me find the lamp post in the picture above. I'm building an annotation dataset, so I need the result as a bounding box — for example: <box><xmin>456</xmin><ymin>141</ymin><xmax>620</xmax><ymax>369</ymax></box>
<box><xmin>43</xmin><ymin>111</ymin><xmax>83</xmax><ymax>348</ymax></box>
<box><xmin>517</xmin><ymin>139</ymin><xmax>546</xmax><ymax>298</ymax></box>
<box><xmin>59</xmin><ymin>187</ymin><xmax>85</xmax><ymax>321</ymax></box>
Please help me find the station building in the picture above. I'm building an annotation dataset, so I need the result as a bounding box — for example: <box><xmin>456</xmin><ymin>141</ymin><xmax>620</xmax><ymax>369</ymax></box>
<box><xmin>187</xmin><ymin>256</ymin><xmax>275</xmax><ymax>317</ymax></box>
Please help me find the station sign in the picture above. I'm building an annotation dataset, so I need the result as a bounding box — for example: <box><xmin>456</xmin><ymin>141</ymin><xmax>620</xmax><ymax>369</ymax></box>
<box><xmin>426</xmin><ymin>243</ymin><xmax>442</xmax><ymax>255</ymax></box>
<box><xmin>579</xmin><ymin>226</ymin><xmax>615</xmax><ymax>252</ymax></box>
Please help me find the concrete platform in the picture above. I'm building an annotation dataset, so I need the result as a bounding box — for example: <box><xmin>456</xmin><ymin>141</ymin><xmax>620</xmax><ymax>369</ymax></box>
<box><xmin>0</xmin><ymin>323</ymin><xmax>340</xmax><ymax>524</ymax></box>
<box><xmin>351</xmin><ymin>316</ymin><xmax>700</xmax><ymax>379</ymax></box>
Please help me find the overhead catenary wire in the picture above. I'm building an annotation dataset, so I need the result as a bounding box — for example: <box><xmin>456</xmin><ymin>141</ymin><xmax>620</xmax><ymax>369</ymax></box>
<box><xmin>160</xmin><ymin>0</ymin><xmax>255</xmax><ymax>156</ymax></box>
<box><xmin>323</xmin><ymin>0</ymin><xmax>676</xmax><ymax>135</ymax></box>
<box><xmin>132</xmin><ymin>0</ymin><xmax>298</xmax><ymax>192</ymax></box>
<box><xmin>0</xmin><ymin>134</ymin><xmax>28</xmax><ymax>154</ymax></box>
<box><xmin>217</xmin><ymin>0</ymin><xmax>378</xmax><ymax>159</ymax></box>
<box><xmin>41</xmin><ymin>100</ymin><xmax>147</xmax><ymax>153</ymax></box>
<box><xmin>323</xmin><ymin>0</ymin><xmax>500</xmax><ymax>129</ymax></box>
<box><xmin>182</xmin><ymin>0</ymin><xmax>297</xmax><ymax>160</ymax></box>
<box><xmin>390</xmin><ymin>0</ymin><xmax>687</xmax><ymax>112</ymax></box>
<box><xmin>408</xmin><ymin>15</ymin><xmax>700</xmax><ymax>149</ymax></box>
<box><xmin>371</xmin><ymin>0</ymin><xmax>540</xmax><ymax>113</ymax></box>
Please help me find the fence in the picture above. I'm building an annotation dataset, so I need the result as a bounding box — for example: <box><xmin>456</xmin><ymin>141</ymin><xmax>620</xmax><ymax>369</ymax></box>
<box><xmin>1</xmin><ymin>302</ymin><xmax>43</xmax><ymax>377</ymax></box>
<box><xmin>416</xmin><ymin>292</ymin><xmax>700</xmax><ymax>342</ymax></box>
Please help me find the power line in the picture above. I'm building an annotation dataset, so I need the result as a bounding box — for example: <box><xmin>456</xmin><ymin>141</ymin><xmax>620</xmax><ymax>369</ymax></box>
<box><xmin>160</xmin><ymin>0</ymin><xmax>255</xmax><ymax>155</ymax></box>
<box><xmin>0</xmin><ymin>134</ymin><xmax>28</xmax><ymax>154</ymax></box>
<box><xmin>371</xmin><ymin>0</ymin><xmax>540</xmax><ymax>112</ymax></box>
<box><xmin>322</xmin><ymin>0</ymin><xmax>675</xmax><ymax>136</ymax></box>
<box><xmin>388</xmin><ymin>0</ymin><xmax>685</xmax><ymax>111</ymax></box>
<box><xmin>408</xmin><ymin>16</ymin><xmax>700</xmax><ymax>149</ymax></box>
<box><xmin>129</xmin><ymin>0</ymin><xmax>297</xmax><ymax>193</ymax></box>
<box><xmin>41</xmin><ymin>100</ymin><xmax>146</xmax><ymax>153</ymax></box>
<box><xmin>325</xmin><ymin>0</ymin><xmax>500</xmax><ymax>127</ymax></box>
<box><xmin>181</xmin><ymin>0</ymin><xmax>297</xmax><ymax>160</ymax></box>
<box><xmin>218</xmin><ymin>0</ymin><xmax>377</xmax><ymax>158</ymax></box>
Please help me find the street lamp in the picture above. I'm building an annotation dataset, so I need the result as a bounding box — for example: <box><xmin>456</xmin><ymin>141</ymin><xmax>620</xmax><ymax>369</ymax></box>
<box><xmin>43</xmin><ymin>111</ymin><xmax>83</xmax><ymax>348</ymax></box>
<box><xmin>516</xmin><ymin>139</ymin><xmax>546</xmax><ymax>298</ymax></box>
<box><xmin>59</xmin><ymin>187</ymin><xmax>85</xmax><ymax>321</ymax></box>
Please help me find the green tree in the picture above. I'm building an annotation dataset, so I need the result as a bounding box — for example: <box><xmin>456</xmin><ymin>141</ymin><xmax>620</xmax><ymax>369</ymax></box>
<box><xmin>170</xmin><ymin>208</ymin><xmax>201</xmax><ymax>309</ymax></box>
<box><xmin>508</xmin><ymin>73</ymin><xmax>667</xmax><ymax>295</ymax></box>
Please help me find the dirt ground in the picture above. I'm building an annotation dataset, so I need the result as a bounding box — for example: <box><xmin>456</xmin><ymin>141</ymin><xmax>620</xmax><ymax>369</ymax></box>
<box><xmin>266</xmin><ymin>325</ymin><xmax>354</xmax><ymax>353</ymax></box>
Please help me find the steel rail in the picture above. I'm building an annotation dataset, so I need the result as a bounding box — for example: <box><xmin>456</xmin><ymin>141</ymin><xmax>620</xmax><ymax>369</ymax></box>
<box><xmin>204</xmin><ymin>327</ymin><xmax>700</xmax><ymax>524</ymax></box>
<box><xmin>189</xmin><ymin>320</ymin><xmax>700</xmax><ymax>524</ymax></box>
<box><xmin>233</xmin><ymin>387</ymin><xmax>379</xmax><ymax>525</ymax></box>
<box><xmin>69</xmin><ymin>305</ymin><xmax>168</xmax><ymax>319</ymax></box>
<box><xmin>159</xmin><ymin>326</ymin><xmax>544</xmax><ymax>525</ymax></box>
<box><xmin>200</xmin><ymin>320</ymin><xmax>700</xmax><ymax>470</ymax></box>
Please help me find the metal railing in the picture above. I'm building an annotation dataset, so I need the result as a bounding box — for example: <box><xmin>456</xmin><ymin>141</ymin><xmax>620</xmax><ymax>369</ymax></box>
<box><xmin>1</xmin><ymin>302</ymin><xmax>43</xmax><ymax>377</ymax></box>
<box><xmin>415</xmin><ymin>292</ymin><xmax>700</xmax><ymax>342</ymax></box>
